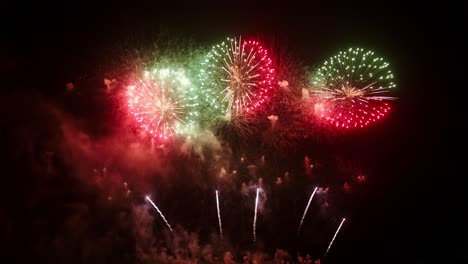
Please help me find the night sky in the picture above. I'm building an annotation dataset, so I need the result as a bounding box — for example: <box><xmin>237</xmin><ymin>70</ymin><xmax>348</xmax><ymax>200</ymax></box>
<box><xmin>2</xmin><ymin>3</ymin><xmax>462</xmax><ymax>264</ymax></box>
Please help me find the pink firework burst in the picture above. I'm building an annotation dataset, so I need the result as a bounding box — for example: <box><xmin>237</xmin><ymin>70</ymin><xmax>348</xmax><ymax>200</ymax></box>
<box><xmin>126</xmin><ymin>69</ymin><xmax>198</xmax><ymax>140</ymax></box>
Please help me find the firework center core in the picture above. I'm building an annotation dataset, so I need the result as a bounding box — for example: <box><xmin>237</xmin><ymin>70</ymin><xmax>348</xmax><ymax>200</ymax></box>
<box><xmin>341</xmin><ymin>85</ymin><xmax>365</xmax><ymax>98</ymax></box>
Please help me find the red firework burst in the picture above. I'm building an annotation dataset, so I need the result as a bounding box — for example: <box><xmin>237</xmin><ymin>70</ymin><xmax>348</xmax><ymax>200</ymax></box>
<box><xmin>313</xmin><ymin>99</ymin><xmax>391</xmax><ymax>129</ymax></box>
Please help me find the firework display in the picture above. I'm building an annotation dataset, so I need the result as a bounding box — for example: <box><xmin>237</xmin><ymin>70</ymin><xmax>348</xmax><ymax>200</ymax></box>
<box><xmin>198</xmin><ymin>37</ymin><xmax>276</xmax><ymax>118</ymax></box>
<box><xmin>126</xmin><ymin>68</ymin><xmax>199</xmax><ymax>140</ymax></box>
<box><xmin>47</xmin><ymin>37</ymin><xmax>399</xmax><ymax>263</ymax></box>
<box><xmin>310</xmin><ymin>48</ymin><xmax>397</xmax><ymax>129</ymax></box>
<box><xmin>6</xmin><ymin>1</ymin><xmax>420</xmax><ymax>261</ymax></box>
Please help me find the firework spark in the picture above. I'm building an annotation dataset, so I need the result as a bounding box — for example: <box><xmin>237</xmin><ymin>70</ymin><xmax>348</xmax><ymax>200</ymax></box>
<box><xmin>199</xmin><ymin>37</ymin><xmax>276</xmax><ymax>118</ymax></box>
<box><xmin>216</xmin><ymin>190</ymin><xmax>223</xmax><ymax>239</ymax></box>
<box><xmin>297</xmin><ymin>187</ymin><xmax>318</xmax><ymax>234</ymax></box>
<box><xmin>253</xmin><ymin>187</ymin><xmax>260</xmax><ymax>243</ymax></box>
<box><xmin>145</xmin><ymin>195</ymin><xmax>174</xmax><ymax>233</ymax></box>
<box><xmin>325</xmin><ymin>218</ymin><xmax>346</xmax><ymax>256</ymax></box>
<box><xmin>310</xmin><ymin>48</ymin><xmax>397</xmax><ymax>129</ymax></box>
<box><xmin>126</xmin><ymin>68</ymin><xmax>198</xmax><ymax>140</ymax></box>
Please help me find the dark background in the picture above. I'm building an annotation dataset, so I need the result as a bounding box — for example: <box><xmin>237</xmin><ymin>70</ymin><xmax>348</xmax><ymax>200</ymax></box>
<box><xmin>1</xmin><ymin>2</ymin><xmax>462</xmax><ymax>263</ymax></box>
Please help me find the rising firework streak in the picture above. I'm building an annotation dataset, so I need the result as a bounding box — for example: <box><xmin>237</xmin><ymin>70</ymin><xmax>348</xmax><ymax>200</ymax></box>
<box><xmin>325</xmin><ymin>218</ymin><xmax>346</xmax><ymax>256</ymax></box>
<box><xmin>215</xmin><ymin>190</ymin><xmax>223</xmax><ymax>239</ymax></box>
<box><xmin>298</xmin><ymin>187</ymin><xmax>318</xmax><ymax>234</ymax></box>
<box><xmin>253</xmin><ymin>188</ymin><xmax>260</xmax><ymax>243</ymax></box>
<box><xmin>145</xmin><ymin>196</ymin><xmax>174</xmax><ymax>233</ymax></box>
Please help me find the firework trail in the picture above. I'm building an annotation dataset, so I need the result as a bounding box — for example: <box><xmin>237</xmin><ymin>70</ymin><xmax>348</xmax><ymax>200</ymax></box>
<box><xmin>145</xmin><ymin>196</ymin><xmax>174</xmax><ymax>233</ymax></box>
<box><xmin>325</xmin><ymin>218</ymin><xmax>346</xmax><ymax>256</ymax></box>
<box><xmin>216</xmin><ymin>190</ymin><xmax>223</xmax><ymax>239</ymax></box>
<box><xmin>297</xmin><ymin>187</ymin><xmax>318</xmax><ymax>234</ymax></box>
<box><xmin>253</xmin><ymin>187</ymin><xmax>260</xmax><ymax>243</ymax></box>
